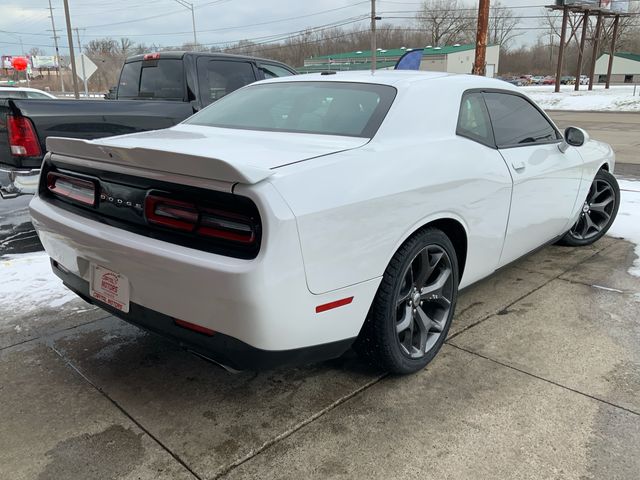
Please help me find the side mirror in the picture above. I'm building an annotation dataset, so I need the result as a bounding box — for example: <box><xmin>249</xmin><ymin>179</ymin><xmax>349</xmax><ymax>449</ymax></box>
<box><xmin>559</xmin><ymin>126</ymin><xmax>589</xmax><ymax>153</ymax></box>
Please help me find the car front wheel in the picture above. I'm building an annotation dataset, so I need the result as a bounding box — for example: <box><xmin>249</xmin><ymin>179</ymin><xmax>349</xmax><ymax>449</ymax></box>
<box><xmin>558</xmin><ymin>169</ymin><xmax>620</xmax><ymax>247</ymax></box>
<box><xmin>355</xmin><ymin>228</ymin><xmax>459</xmax><ymax>374</ymax></box>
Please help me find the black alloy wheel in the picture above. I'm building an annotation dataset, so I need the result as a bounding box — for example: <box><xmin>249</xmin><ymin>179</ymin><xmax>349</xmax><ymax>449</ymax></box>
<box><xmin>355</xmin><ymin>228</ymin><xmax>459</xmax><ymax>374</ymax></box>
<box><xmin>559</xmin><ymin>169</ymin><xmax>620</xmax><ymax>247</ymax></box>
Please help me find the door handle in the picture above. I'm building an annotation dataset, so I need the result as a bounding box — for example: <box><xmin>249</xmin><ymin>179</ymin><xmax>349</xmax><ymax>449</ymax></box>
<box><xmin>512</xmin><ymin>161</ymin><xmax>526</xmax><ymax>171</ymax></box>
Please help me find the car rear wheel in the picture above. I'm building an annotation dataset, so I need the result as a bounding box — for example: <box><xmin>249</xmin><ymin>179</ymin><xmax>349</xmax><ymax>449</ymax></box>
<box><xmin>355</xmin><ymin>228</ymin><xmax>459</xmax><ymax>374</ymax></box>
<box><xmin>558</xmin><ymin>169</ymin><xmax>620</xmax><ymax>247</ymax></box>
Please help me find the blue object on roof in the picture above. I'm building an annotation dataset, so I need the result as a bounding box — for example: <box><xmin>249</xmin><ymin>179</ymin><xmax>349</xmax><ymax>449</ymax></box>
<box><xmin>395</xmin><ymin>49</ymin><xmax>424</xmax><ymax>70</ymax></box>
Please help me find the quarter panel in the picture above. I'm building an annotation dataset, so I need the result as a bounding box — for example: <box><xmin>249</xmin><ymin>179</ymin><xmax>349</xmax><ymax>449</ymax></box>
<box><xmin>271</xmin><ymin>137</ymin><xmax>513</xmax><ymax>294</ymax></box>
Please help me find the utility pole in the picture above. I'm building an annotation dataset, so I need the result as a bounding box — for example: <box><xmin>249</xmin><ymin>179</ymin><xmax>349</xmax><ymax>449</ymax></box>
<box><xmin>18</xmin><ymin>36</ymin><xmax>30</xmax><ymax>87</ymax></box>
<box><xmin>472</xmin><ymin>0</ymin><xmax>490</xmax><ymax>76</ymax></box>
<box><xmin>575</xmin><ymin>11</ymin><xmax>589</xmax><ymax>92</ymax></box>
<box><xmin>48</xmin><ymin>0</ymin><xmax>65</xmax><ymax>93</ymax></box>
<box><xmin>63</xmin><ymin>0</ymin><xmax>79</xmax><ymax>99</ymax></box>
<box><xmin>172</xmin><ymin>0</ymin><xmax>197</xmax><ymax>49</ymax></box>
<box><xmin>370</xmin><ymin>0</ymin><xmax>381</xmax><ymax>72</ymax></box>
<box><xmin>554</xmin><ymin>6</ymin><xmax>569</xmax><ymax>93</ymax></box>
<box><xmin>605</xmin><ymin>15</ymin><xmax>620</xmax><ymax>89</ymax></box>
<box><xmin>588</xmin><ymin>11</ymin><xmax>603</xmax><ymax>91</ymax></box>
<box><xmin>74</xmin><ymin>28</ymin><xmax>89</xmax><ymax>97</ymax></box>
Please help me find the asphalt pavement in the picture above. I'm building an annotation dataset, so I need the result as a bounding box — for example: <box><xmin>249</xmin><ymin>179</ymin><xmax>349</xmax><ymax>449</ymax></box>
<box><xmin>1</xmin><ymin>234</ymin><xmax>638</xmax><ymax>479</ymax></box>
<box><xmin>548</xmin><ymin>111</ymin><xmax>640</xmax><ymax>166</ymax></box>
<box><xmin>1</xmin><ymin>110</ymin><xmax>639</xmax><ymax>478</ymax></box>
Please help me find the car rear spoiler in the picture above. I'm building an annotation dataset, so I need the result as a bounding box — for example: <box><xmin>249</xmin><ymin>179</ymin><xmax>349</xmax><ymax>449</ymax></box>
<box><xmin>46</xmin><ymin>136</ymin><xmax>274</xmax><ymax>186</ymax></box>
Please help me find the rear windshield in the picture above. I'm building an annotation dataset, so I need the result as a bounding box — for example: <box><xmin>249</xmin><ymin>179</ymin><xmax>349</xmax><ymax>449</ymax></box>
<box><xmin>117</xmin><ymin>59</ymin><xmax>184</xmax><ymax>100</ymax></box>
<box><xmin>184</xmin><ymin>81</ymin><xmax>396</xmax><ymax>138</ymax></box>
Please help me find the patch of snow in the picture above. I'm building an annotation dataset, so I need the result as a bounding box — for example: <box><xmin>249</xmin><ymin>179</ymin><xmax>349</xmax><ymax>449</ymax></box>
<box><xmin>0</xmin><ymin>252</ymin><xmax>77</xmax><ymax>323</ymax></box>
<box><xmin>520</xmin><ymin>85</ymin><xmax>640</xmax><ymax>112</ymax></box>
<box><xmin>607</xmin><ymin>179</ymin><xmax>640</xmax><ymax>277</ymax></box>
<box><xmin>0</xmin><ymin>208</ymin><xmax>31</xmax><ymax>229</ymax></box>
<box><xmin>591</xmin><ymin>284</ymin><xmax>624</xmax><ymax>293</ymax></box>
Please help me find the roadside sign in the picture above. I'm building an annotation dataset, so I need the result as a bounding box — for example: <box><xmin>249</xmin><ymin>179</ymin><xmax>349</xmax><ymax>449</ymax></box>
<box><xmin>73</xmin><ymin>53</ymin><xmax>98</xmax><ymax>81</ymax></box>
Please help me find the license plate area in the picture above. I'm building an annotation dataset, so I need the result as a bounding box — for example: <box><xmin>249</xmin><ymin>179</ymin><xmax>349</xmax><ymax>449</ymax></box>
<box><xmin>90</xmin><ymin>264</ymin><xmax>130</xmax><ymax>313</ymax></box>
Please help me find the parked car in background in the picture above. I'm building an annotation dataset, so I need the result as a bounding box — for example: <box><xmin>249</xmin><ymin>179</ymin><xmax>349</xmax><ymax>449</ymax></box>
<box><xmin>542</xmin><ymin>76</ymin><xmax>556</xmax><ymax>85</ymax></box>
<box><xmin>580</xmin><ymin>75</ymin><xmax>589</xmax><ymax>85</ymax></box>
<box><xmin>0</xmin><ymin>51</ymin><xmax>296</xmax><ymax>198</ymax></box>
<box><xmin>530</xmin><ymin>76</ymin><xmax>545</xmax><ymax>85</ymax></box>
<box><xmin>31</xmin><ymin>71</ymin><xmax>619</xmax><ymax>374</ymax></box>
<box><xmin>560</xmin><ymin>76</ymin><xmax>576</xmax><ymax>85</ymax></box>
<box><xmin>519</xmin><ymin>75</ymin><xmax>533</xmax><ymax>85</ymax></box>
<box><xmin>0</xmin><ymin>86</ymin><xmax>57</xmax><ymax>100</ymax></box>
<box><xmin>506</xmin><ymin>77</ymin><xmax>526</xmax><ymax>86</ymax></box>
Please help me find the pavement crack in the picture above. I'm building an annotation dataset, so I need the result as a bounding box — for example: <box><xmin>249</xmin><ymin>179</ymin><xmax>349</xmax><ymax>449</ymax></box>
<box><xmin>556</xmin><ymin>275</ymin><xmax>630</xmax><ymax>294</ymax></box>
<box><xmin>448</xmin><ymin>245</ymin><xmax>609</xmax><ymax>341</ymax></box>
<box><xmin>448</xmin><ymin>343</ymin><xmax>640</xmax><ymax>417</ymax></box>
<box><xmin>46</xmin><ymin>343</ymin><xmax>204</xmax><ymax>480</ymax></box>
<box><xmin>0</xmin><ymin>313</ymin><xmax>113</xmax><ymax>353</ymax></box>
<box><xmin>214</xmin><ymin>373</ymin><xmax>387</xmax><ymax>479</ymax></box>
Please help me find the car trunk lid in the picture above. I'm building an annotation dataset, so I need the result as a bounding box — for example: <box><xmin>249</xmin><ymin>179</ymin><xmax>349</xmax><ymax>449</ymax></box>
<box><xmin>46</xmin><ymin>124</ymin><xmax>369</xmax><ymax>188</ymax></box>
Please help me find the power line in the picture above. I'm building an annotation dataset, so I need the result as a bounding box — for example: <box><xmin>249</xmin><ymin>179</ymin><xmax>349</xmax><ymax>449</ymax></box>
<box><xmin>2</xmin><ymin>1</ymin><xmax>638</xmax><ymax>54</ymax></box>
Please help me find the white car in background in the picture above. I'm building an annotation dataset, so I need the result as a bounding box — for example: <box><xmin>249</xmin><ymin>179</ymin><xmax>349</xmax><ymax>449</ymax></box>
<box><xmin>0</xmin><ymin>86</ymin><xmax>57</xmax><ymax>99</ymax></box>
<box><xmin>30</xmin><ymin>71</ymin><xmax>619</xmax><ymax>374</ymax></box>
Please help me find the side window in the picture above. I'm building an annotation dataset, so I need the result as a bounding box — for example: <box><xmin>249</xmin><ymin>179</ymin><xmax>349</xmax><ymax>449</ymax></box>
<box><xmin>484</xmin><ymin>92</ymin><xmax>560</xmax><ymax>148</ymax></box>
<box><xmin>456</xmin><ymin>92</ymin><xmax>494</xmax><ymax>147</ymax></box>
<box><xmin>139</xmin><ymin>59</ymin><xmax>185</xmax><ymax>100</ymax></box>
<box><xmin>197</xmin><ymin>59</ymin><xmax>256</xmax><ymax>106</ymax></box>
<box><xmin>259</xmin><ymin>63</ymin><xmax>295</xmax><ymax>79</ymax></box>
<box><xmin>117</xmin><ymin>61</ymin><xmax>142</xmax><ymax>99</ymax></box>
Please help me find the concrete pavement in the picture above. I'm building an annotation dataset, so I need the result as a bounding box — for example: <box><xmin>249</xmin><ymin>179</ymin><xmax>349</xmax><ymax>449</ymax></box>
<box><xmin>548</xmin><ymin>111</ymin><xmax>640</xmax><ymax>166</ymax></box>
<box><xmin>1</xmin><ymin>234</ymin><xmax>639</xmax><ymax>479</ymax></box>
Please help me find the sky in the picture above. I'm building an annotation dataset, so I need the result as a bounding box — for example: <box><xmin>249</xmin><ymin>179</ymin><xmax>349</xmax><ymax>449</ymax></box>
<box><xmin>0</xmin><ymin>0</ymin><xmax>558</xmax><ymax>57</ymax></box>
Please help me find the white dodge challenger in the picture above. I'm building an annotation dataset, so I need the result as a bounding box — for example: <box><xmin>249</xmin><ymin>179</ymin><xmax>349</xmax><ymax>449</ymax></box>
<box><xmin>30</xmin><ymin>71</ymin><xmax>619</xmax><ymax>374</ymax></box>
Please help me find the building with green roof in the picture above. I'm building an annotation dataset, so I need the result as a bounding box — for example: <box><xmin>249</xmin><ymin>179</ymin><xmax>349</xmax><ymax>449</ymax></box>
<box><xmin>300</xmin><ymin>44</ymin><xmax>500</xmax><ymax>77</ymax></box>
<box><xmin>594</xmin><ymin>52</ymin><xmax>640</xmax><ymax>83</ymax></box>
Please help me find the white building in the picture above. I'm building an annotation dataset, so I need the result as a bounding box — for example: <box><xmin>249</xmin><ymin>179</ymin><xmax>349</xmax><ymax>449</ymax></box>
<box><xmin>418</xmin><ymin>44</ymin><xmax>500</xmax><ymax>78</ymax></box>
<box><xmin>302</xmin><ymin>44</ymin><xmax>500</xmax><ymax>77</ymax></box>
<box><xmin>594</xmin><ymin>52</ymin><xmax>640</xmax><ymax>83</ymax></box>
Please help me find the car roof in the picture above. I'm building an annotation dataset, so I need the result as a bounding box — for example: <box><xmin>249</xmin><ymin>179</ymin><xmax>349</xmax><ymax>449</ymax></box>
<box><xmin>256</xmin><ymin>70</ymin><xmax>521</xmax><ymax>93</ymax></box>
<box><xmin>124</xmin><ymin>50</ymin><xmax>292</xmax><ymax>66</ymax></box>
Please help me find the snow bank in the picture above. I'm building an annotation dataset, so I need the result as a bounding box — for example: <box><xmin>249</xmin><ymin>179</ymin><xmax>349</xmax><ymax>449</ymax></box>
<box><xmin>521</xmin><ymin>85</ymin><xmax>640</xmax><ymax>112</ymax></box>
<box><xmin>608</xmin><ymin>179</ymin><xmax>640</xmax><ymax>277</ymax></box>
<box><xmin>0</xmin><ymin>252</ymin><xmax>77</xmax><ymax>319</ymax></box>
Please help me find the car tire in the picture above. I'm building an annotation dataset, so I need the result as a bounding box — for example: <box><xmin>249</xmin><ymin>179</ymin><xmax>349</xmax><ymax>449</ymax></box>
<box><xmin>557</xmin><ymin>169</ymin><xmax>620</xmax><ymax>247</ymax></box>
<box><xmin>354</xmin><ymin>228</ymin><xmax>459</xmax><ymax>374</ymax></box>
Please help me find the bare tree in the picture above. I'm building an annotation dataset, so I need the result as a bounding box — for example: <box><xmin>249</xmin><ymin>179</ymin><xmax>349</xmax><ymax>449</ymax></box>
<box><xmin>415</xmin><ymin>0</ymin><xmax>476</xmax><ymax>46</ymax></box>
<box><xmin>489</xmin><ymin>1</ymin><xmax>522</xmax><ymax>50</ymax></box>
<box><xmin>28</xmin><ymin>47</ymin><xmax>46</xmax><ymax>57</ymax></box>
<box><xmin>118</xmin><ymin>38</ymin><xmax>134</xmax><ymax>60</ymax></box>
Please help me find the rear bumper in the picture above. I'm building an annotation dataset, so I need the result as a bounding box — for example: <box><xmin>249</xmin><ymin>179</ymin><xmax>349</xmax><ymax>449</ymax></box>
<box><xmin>0</xmin><ymin>166</ymin><xmax>40</xmax><ymax>198</ymax></box>
<box><xmin>52</xmin><ymin>260</ymin><xmax>354</xmax><ymax>371</ymax></box>
<box><xmin>30</xmin><ymin>192</ymin><xmax>378</xmax><ymax>352</ymax></box>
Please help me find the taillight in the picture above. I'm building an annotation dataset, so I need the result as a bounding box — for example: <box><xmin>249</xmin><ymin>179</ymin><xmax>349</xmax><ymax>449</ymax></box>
<box><xmin>144</xmin><ymin>194</ymin><xmax>257</xmax><ymax>245</ymax></box>
<box><xmin>47</xmin><ymin>172</ymin><xmax>97</xmax><ymax>206</ymax></box>
<box><xmin>143</xmin><ymin>52</ymin><xmax>160</xmax><ymax>60</ymax></box>
<box><xmin>7</xmin><ymin>115</ymin><xmax>42</xmax><ymax>157</ymax></box>
<box><xmin>198</xmin><ymin>208</ymin><xmax>256</xmax><ymax>244</ymax></box>
<box><xmin>145</xmin><ymin>195</ymin><xmax>198</xmax><ymax>232</ymax></box>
